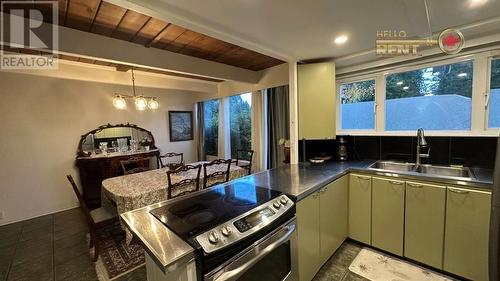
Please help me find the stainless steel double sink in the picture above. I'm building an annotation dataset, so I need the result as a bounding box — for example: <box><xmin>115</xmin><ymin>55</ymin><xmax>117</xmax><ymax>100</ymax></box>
<box><xmin>369</xmin><ymin>161</ymin><xmax>475</xmax><ymax>179</ymax></box>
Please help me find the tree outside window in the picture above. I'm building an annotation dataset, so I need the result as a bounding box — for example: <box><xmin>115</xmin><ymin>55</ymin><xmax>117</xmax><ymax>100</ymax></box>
<box><xmin>203</xmin><ymin>99</ymin><xmax>219</xmax><ymax>156</ymax></box>
<box><xmin>229</xmin><ymin>93</ymin><xmax>252</xmax><ymax>158</ymax></box>
<box><xmin>385</xmin><ymin>60</ymin><xmax>473</xmax><ymax>130</ymax></box>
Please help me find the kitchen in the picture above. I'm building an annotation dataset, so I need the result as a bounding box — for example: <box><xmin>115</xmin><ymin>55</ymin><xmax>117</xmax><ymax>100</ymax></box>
<box><xmin>0</xmin><ymin>1</ymin><xmax>500</xmax><ymax>281</ymax></box>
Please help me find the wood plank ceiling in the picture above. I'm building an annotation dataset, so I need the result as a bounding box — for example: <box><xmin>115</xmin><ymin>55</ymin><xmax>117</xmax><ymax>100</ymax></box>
<box><xmin>3</xmin><ymin>46</ymin><xmax>224</xmax><ymax>82</ymax></box>
<box><xmin>21</xmin><ymin>0</ymin><xmax>285</xmax><ymax>71</ymax></box>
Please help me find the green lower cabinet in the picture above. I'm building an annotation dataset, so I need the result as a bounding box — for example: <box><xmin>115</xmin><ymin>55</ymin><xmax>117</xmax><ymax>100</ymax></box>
<box><xmin>319</xmin><ymin>176</ymin><xmax>348</xmax><ymax>265</ymax></box>
<box><xmin>404</xmin><ymin>181</ymin><xmax>446</xmax><ymax>269</ymax></box>
<box><xmin>371</xmin><ymin>177</ymin><xmax>405</xmax><ymax>255</ymax></box>
<box><xmin>348</xmin><ymin>174</ymin><xmax>372</xmax><ymax>244</ymax></box>
<box><xmin>297</xmin><ymin>191</ymin><xmax>321</xmax><ymax>281</ymax></box>
<box><xmin>443</xmin><ymin>186</ymin><xmax>491</xmax><ymax>281</ymax></box>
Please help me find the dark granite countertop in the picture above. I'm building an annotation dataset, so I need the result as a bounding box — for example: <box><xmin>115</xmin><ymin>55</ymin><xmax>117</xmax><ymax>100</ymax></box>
<box><xmin>121</xmin><ymin>159</ymin><xmax>494</xmax><ymax>272</ymax></box>
<box><xmin>234</xmin><ymin>160</ymin><xmax>493</xmax><ymax>201</ymax></box>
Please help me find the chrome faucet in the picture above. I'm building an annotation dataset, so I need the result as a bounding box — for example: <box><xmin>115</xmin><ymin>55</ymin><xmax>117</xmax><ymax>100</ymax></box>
<box><xmin>416</xmin><ymin>128</ymin><xmax>430</xmax><ymax>165</ymax></box>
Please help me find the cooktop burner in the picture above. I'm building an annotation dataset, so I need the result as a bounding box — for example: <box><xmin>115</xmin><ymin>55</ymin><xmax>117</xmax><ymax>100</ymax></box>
<box><xmin>149</xmin><ymin>181</ymin><xmax>282</xmax><ymax>239</ymax></box>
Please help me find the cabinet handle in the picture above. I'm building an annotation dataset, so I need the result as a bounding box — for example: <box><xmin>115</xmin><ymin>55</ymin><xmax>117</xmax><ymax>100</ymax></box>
<box><xmin>320</xmin><ymin>187</ymin><xmax>328</xmax><ymax>193</ymax></box>
<box><xmin>389</xmin><ymin>180</ymin><xmax>404</xmax><ymax>185</ymax></box>
<box><xmin>407</xmin><ymin>183</ymin><xmax>423</xmax><ymax>188</ymax></box>
<box><xmin>356</xmin><ymin>175</ymin><xmax>371</xmax><ymax>180</ymax></box>
<box><xmin>312</xmin><ymin>193</ymin><xmax>320</xmax><ymax>198</ymax></box>
<box><xmin>449</xmin><ymin>188</ymin><xmax>470</xmax><ymax>194</ymax></box>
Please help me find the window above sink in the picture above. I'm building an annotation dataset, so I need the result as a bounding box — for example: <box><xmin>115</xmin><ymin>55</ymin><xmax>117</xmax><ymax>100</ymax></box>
<box><xmin>336</xmin><ymin>49</ymin><xmax>500</xmax><ymax>137</ymax></box>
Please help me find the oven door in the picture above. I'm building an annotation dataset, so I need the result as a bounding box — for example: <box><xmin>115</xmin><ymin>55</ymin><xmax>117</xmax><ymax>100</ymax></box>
<box><xmin>205</xmin><ymin>217</ymin><xmax>296</xmax><ymax>281</ymax></box>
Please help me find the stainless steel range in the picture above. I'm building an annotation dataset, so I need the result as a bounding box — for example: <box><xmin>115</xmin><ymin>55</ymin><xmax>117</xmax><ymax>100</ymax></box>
<box><xmin>149</xmin><ymin>181</ymin><xmax>297</xmax><ymax>281</ymax></box>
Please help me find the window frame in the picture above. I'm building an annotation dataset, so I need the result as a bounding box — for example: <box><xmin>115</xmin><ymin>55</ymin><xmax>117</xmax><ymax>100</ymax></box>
<box><xmin>336</xmin><ymin>75</ymin><xmax>379</xmax><ymax>135</ymax></box>
<box><xmin>486</xmin><ymin>55</ymin><xmax>500</xmax><ymax>130</ymax></box>
<box><xmin>336</xmin><ymin>49</ymin><xmax>500</xmax><ymax>137</ymax></box>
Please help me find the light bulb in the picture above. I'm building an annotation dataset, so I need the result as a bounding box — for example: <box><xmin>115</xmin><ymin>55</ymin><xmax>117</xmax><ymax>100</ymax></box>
<box><xmin>148</xmin><ymin>98</ymin><xmax>159</xmax><ymax>110</ymax></box>
<box><xmin>113</xmin><ymin>95</ymin><xmax>126</xmax><ymax>109</ymax></box>
<box><xmin>334</xmin><ymin>35</ymin><xmax>348</xmax><ymax>45</ymax></box>
<box><xmin>135</xmin><ymin>96</ymin><xmax>147</xmax><ymax>111</ymax></box>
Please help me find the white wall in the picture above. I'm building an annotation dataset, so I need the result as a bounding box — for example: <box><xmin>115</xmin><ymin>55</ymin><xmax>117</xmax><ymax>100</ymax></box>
<box><xmin>0</xmin><ymin>67</ymin><xmax>214</xmax><ymax>225</ymax></box>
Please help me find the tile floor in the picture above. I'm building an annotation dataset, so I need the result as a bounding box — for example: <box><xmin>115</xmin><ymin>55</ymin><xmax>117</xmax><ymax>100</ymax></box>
<box><xmin>0</xmin><ymin>208</ymin><xmax>146</xmax><ymax>281</ymax></box>
<box><xmin>313</xmin><ymin>242</ymin><xmax>368</xmax><ymax>281</ymax></box>
<box><xmin>1</xmin><ymin>208</ymin><xmax>457</xmax><ymax>281</ymax></box>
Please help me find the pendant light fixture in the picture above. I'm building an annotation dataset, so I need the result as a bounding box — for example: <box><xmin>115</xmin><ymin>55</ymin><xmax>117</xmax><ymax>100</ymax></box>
<box><xmin>112</xmin><ymin>67</ymin><xmax>159</xmax><ymax>110</ymax></box>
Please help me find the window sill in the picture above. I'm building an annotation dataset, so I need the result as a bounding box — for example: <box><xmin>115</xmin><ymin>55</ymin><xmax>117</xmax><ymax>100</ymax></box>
<box><xmin>336</xmin><ymin>130</ymin><xmax>500</xmax><ymax>137</ymax></box>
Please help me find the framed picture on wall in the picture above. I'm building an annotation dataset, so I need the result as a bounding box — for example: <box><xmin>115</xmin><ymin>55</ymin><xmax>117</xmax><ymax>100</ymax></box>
<box><xmin>168</xmin><ymin>111</ymin><xmax>194</xmax><ymax>142</ymax></box>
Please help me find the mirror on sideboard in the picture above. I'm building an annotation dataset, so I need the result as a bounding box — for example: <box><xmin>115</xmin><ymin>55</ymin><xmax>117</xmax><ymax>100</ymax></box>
<box><xmin>77</xmin><ymin>123</ymin><xmax>157</xmax><ymax>157</ymax></box>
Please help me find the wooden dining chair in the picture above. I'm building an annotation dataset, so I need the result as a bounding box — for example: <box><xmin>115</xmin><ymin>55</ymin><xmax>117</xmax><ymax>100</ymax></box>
<box><xmin>203</xmin><ymin>159</ymin><xmax>232</xmax><ymax>189</ymax></box>
<box><xmin>166</xmin><ymin>164</ymin><xmax>202</xmax><ymax>199</ymax></box>
<box><xmin>120</xmin><ymin>156</ymin><xmax>151</xmax><ymax>175</ymax></box>
<box><xmin>235</xmin><ymin>149</ymin><xmax>254</xmax><ymax>175</ymax></box>
<box><xmin>158</xmin><ymin>152</ymin><xmax>184</xmax><ymax>170</ymax></box>
<box><xmin>66</xmin><ymin>175</ymin><xmax>119</xmax><ymax>262</ymax></box>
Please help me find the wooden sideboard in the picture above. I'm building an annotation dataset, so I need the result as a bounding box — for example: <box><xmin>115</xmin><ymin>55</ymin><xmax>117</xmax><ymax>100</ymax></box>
<box><xmin>75</xmin><ymin>150</ymin><xmax>160</xmax><ymax>207</ymax></box>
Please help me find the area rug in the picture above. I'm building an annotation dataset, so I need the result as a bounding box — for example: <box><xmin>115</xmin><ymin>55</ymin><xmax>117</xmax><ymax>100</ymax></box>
<box><xmin>349</xmin><ymin>248</ymin><xmax>454</xmax><ymax>281</ymax></box>
<box><xmin>90</xmin><ymin>223</ymin><xmax>145</xmax><ymax>281</ymax></box>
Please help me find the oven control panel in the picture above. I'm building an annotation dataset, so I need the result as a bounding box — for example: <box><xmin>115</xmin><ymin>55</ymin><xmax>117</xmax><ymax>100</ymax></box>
<box><xmin>196</xmin><ymin>194</ymin><xmax>294</xmax><ymax>253</ymax></box>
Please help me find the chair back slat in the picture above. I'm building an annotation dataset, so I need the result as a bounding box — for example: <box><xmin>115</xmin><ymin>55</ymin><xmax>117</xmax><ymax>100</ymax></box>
<box><xmin>120</xmin><ymin>156</ymin><xmax>151</xmax><ymax>175</ymax></box>
<box><xmin>66</xmin><ymin>175</ymin><xmax>93</xmax><ymax>222</ymax></box>
<box><xmin>203</xmin><ymin>159</ymin><xmax>231</xmax><ymax>189</ymax></box>
<box><xmin>236</xmin><ymin>149</ymin><xmax>254</xmax><ymax>175</ymax></box>
<box><xmin>159</xmin><ymin>152</ymin><xmax>184</xmax><ymax>169</ymax></box>
<box><xmin>166</xmin><ymin>164</ymin><xmax>201</xmax><ymax>199</ymax></box>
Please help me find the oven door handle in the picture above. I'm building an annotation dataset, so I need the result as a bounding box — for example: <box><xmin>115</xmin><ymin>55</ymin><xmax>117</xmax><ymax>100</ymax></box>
<box><xmin>214</xmin><ymin>222</ymin><xmax>296</xmax><ymax>281</ymax></box>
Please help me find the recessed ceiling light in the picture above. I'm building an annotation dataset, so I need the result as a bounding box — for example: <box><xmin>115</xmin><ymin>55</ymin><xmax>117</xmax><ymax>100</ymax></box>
<box><xmin>457</xmin><ymin>73</ymin><xmax>468</xmax><ymax>77</ymax></box>
<box><xmin>403</xmin><ymin>86</ymin><xmax>409</xmax><ymax>90</ymax></box>
<box><xmin>396</xmin><ymin>81</ymin><xmax>404</xmax><ymax>85</ymax></box>
<box><xmin>468</xmin><ymin>0</ymin><xmax>488</xmax><ymax>8</ymax></box>
<box><xmin>334</xmin><ymin>35</ymin><xmax>348</xmax><ymax>45</ymax></box>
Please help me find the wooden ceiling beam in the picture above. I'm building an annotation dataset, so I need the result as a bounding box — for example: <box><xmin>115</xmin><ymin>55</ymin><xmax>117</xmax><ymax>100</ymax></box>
<box><xmin>38</xmin><ymin>16</ymin><xmax>262</xmax><ymax>82</ymax></box>
<box><xmin>87</xmin><ymin>0</ymin><xmax>103</xmax><ymax>31</ymax></box>
<box><xmin>145</xmin><ymin>22</ymin><xmax>172</xmax><ymax>48</ymax></box>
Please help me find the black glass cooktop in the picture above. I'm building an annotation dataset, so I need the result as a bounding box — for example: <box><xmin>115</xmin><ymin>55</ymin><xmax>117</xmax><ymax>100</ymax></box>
<box><xmin>149</xmin><ymin>182</ymin><xmax>282</xmax><ymax>240</ymax></box>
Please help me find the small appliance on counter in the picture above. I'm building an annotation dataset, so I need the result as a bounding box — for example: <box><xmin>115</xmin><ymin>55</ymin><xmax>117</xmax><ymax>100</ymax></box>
<box><xmin>338</xmin><ymin>137</ymin><xmax>349</xmax><ymax>161</ymax></box>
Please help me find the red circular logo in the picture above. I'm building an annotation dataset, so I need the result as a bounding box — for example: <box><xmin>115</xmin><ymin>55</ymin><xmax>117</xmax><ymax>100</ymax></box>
<box><xmin>438</xmin><ymin>29</ymin><xmax>465</xmax><ymax>55</ymax></box>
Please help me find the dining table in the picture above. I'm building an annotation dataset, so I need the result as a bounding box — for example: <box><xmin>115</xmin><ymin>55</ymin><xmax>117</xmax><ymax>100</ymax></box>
<box><xmin>101</xmin><ymin>161</ymin><xmax>248</xmax><ymax>242</ymax></box>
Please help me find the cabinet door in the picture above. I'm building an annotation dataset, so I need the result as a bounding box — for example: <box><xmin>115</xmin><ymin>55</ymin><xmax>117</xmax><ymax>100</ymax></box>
<box><xmin>348</xmin><ymin>174</ymin><xmax>372</xmax><ymax>244</ymax></box>
<box><xmin>319</xmin><ymin>176</ymin><xmax>348</xmax><ymax>265</ymax></box>
<box><xmin>404</xmin><ymin>181</ymin><xmax>446</xmax><ymax>269</ymax></box>
<box><xmin>298</xmin><ymin>62</ymin><xmax>336</xmax><ymax>139</ymax></box>
<box><xmin>444</xmin><ymin>187</ymin><xmax>491</xmax><ymax>281</ymax></box>
<box><xmin>297</xmin><ymin>192</ymin><xmax>321</xmax><ymax>281</ymax></box>
<box><xmin>371</xmin><ymin>177</ymin><xmax>405</xmax><ymax>255</ymax></box>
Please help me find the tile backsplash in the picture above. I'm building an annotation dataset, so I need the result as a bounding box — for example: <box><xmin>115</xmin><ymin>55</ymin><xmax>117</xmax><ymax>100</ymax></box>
<box><xmin>299</xmin><ymin>135</ymin><xmax>498</xmax><ymax>169</ymax></box>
